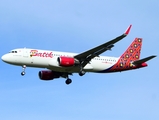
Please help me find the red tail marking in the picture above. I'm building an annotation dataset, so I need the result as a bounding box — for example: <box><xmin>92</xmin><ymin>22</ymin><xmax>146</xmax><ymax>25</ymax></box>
<box><xmin>109</xmin><ymin>38</ymin><xmax>143</xmax><ymax>72</ymax></box>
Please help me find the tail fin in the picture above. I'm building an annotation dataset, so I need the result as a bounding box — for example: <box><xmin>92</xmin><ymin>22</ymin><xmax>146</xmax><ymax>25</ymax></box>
<box><xmin>108</xmin><ymin>38</ymin><xmax>156</xmax><ymax>72</ymax></box>
<box><xmin>108</xmin><ymin>38</ymin><xmax>143</xmax><ymax>72</ymax></box>
<box><xmin>120</xmin><ymin>38</ymin><xmax>142</xmax><ymax>62</ymax></box>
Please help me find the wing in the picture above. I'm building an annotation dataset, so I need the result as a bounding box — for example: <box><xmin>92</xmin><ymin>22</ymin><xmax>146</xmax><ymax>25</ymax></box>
<box><xmin>74</xmin><ymin>25</ymin><xmax>132</xmax><ymax>67</ymax></box>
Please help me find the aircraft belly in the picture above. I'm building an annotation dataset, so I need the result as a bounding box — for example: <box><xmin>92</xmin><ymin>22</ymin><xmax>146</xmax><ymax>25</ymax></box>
<box><xmin>47</xmin><ymin>65</ymin><xmax>80</xmax><ymax>73</ymax></box>
<box><xmin>47</xmin><ymin>61</ymin><xmax>114</xmax><ymax>73</ymax></box>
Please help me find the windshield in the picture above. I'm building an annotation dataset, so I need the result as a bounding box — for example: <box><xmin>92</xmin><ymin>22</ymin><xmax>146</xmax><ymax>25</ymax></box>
<box><xmin>9</xmin><ymin>51</ymin><xmax>17</xmax><ymax>53</ymax></box>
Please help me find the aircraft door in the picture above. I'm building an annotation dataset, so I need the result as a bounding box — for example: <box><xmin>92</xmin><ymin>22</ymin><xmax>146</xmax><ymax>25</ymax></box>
<box><xmin>22</xmin><ymin>48</ymin><xmax>34</xmax><ymax>64</ymax></box>
<box><xmin>23</xmin><ymin>48</ymin><xmax>29</xmax><ymax>58</ymax></box>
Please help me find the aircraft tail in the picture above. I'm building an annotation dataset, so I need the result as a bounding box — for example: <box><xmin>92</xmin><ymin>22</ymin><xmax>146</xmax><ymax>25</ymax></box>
<box><xmin>120</xmin><ymin>38</ymin><xmax>142</xmax><ymax>62</ymax></box>
<box><xmin>119</xmin><ymin>38</ymin><xmax>156</xmax><ymax>67</ymax></box>
<box><xmin>108</xmin><ymin>38</ymin><xmax>144</xmax><ymax>71</ymax></box>
<box><xmin>105</xmin><ymin>38</ymin><xmax>156</xmax><ymax>72</ymax></box>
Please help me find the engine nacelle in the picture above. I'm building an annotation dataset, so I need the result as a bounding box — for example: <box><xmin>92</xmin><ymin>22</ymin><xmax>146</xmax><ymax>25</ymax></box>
<box><xmin>38</xmin><ymin>70</ymin><xmax>60</xmax><ymax>80</ymax></box>
<box><xmin>57</xmin><ymin>56</ymin><xmax>80</xmax><ymax>67</ymax></box>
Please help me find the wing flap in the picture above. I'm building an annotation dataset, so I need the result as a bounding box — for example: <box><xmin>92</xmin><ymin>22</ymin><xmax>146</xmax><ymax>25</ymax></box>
<box><xmin>132</xmin><ymin>55</ymin><xmax>156</xmax><ymax>65</ymax></box>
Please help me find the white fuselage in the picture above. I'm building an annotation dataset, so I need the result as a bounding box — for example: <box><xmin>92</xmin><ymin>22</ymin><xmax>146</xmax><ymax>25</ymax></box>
<box><xmin>1</xmin><ymin>48</ymin><xmax>119</xmax><ymax>73</ymax></box>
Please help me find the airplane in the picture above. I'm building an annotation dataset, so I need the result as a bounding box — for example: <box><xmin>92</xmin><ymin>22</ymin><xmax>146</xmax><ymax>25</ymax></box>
<box><xmin>1</xmin><ymin>25</ymin><xmax>156</xmax><ymax>85</ymax></box>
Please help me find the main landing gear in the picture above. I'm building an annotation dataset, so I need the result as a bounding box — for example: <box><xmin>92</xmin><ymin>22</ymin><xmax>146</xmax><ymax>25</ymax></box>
<box><xmin>65</xmin><ymin>70</ymin><xmax>86</xmax><ymax>85</ymax></box>
<box><xmin>21</xmin><ymin>65</ymin><xmax>26</xmax><ymax>76</ymax></box>
<box><xmin>65</xmin><ymin>78</ymin><xmax>72</xmax><ymax>85</ymax></box>
<box><xmin>79</xmin><ymin>70</ymin><xmax>86</xmax><ymax>76</ymax></box>
<box><xmin>64</xmin><ymin>73</ymin><xmax>72</xmax><ymax>85</ymax></box>
<box><xmin>79</xmin><ymin>66</ymin><xmax>86</xmax><ymax>76</ymax></box>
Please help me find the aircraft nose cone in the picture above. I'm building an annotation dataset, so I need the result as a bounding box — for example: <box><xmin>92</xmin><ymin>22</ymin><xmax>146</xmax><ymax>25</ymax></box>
<box><xmin>1</xmin><ymin>54</ymin><xmax>9</xmax><ymax>62</ymax></box>
<box><xmin>2</xmin><ymin>55</ymin><xmax>5</xmax><ymax>61</ymax></box>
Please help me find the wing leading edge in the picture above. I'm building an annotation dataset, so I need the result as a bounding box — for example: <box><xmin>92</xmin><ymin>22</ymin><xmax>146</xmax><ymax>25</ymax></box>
<box><xmin>74</xmin><ymin>25</ymin><xmax>132</xmax><ymax>67</ymax></box>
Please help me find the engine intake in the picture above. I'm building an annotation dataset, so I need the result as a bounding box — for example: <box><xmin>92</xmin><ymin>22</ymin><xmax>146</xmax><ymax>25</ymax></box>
<box><xmin>57</xmin><ymin>56</ymin><xmax>80</xmax><ymax>67</ymax></box>
<box><xmin>39</xmin><ymin>70</ymin><xmax>60</xmax><ymax>80</ymax></box>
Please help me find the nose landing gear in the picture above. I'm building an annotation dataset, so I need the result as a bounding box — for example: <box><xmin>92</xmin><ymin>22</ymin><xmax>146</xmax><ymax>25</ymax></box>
<box><xmin>21</xmin><ymin>71</ymin><xmax>25</xmax><ymax>76</ymax></box>
<box><xmin>21</xmin><ymin>65</ymin><xmax>26</xmax><ymax>76</ymax></box>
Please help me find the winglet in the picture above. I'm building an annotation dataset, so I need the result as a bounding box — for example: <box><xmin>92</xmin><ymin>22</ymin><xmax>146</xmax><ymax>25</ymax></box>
<box><xmin>124</xmin><ymin>25</ymin><xmax>132</xmax><ymax>35</ymax></box>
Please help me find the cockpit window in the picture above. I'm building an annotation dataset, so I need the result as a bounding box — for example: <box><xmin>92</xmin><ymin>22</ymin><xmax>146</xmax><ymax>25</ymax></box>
<box><xmin>9</xmin><ymin>51</ymin><xmax>18</xmax><ymax>53</ymax></box>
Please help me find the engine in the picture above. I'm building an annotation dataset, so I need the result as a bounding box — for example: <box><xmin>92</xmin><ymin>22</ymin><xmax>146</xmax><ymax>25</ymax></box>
<box><xmin>38</xmin><ymin>70</ymin><xmax>61</xmax><ymax>80</ymax></box>
<box><xmin>57</xmin><ymin>56</ymin><xmax>80</xmax><ymax>67</ymax></box>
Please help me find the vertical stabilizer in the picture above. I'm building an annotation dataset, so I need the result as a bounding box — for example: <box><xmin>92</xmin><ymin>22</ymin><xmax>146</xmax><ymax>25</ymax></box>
<box><xmin>120</xmin><ymin>38</ymin><xmax>142</xmax><ymax>62</ymax></box>
<box><xmin>109</xmin><ymin>38</ymin><xmax>143</xmax><ymax>72</ymax></box>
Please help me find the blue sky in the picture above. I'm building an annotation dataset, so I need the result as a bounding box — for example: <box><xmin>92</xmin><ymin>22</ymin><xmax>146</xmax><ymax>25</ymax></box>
<box><xmin>0</xmin><ymin>0</ymin><xmax>159</xmax><ymax>120</ymax></box>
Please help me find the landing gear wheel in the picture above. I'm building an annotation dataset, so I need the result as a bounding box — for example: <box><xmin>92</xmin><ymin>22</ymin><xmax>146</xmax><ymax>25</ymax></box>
<box><xmin>65</xmin><ymin>79</ymin><xmax>72</xmax><ymax>85</ymax></box>
<box><xmin>79</xmin><ymin>71</ymin><xmax>85</xmax><ymax>76</ymax></box>
<box><xmin>21</xmin><ymin>71</ymin><xmax>25</xmax><ymax>76</ymax></box>
<box><xmin>21</xmin><ymin>65</ymin><xmax>26</xmax><ymax>76</ymax></box>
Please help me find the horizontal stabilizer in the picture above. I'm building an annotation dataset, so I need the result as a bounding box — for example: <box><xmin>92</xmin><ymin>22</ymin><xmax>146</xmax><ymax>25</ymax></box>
<box><xmin>132</xmin><ymin>55</ymin><xmax>156</xmax><ymax>65</ymax></box>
